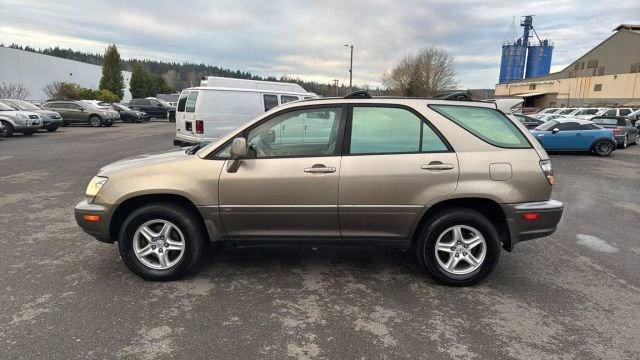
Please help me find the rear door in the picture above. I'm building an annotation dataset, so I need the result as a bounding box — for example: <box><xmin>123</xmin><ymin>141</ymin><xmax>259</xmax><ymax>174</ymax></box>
<box><xmin>338</xmin><ymin>105</ymin><xmax>457</xmax><ymax>240</ymax></box>
<box><xmin>175</xmin><ymin>91</ymin><xmax>192</xmax><ymax>139</ymax></box>
<box><xmin>184</xmin><ymin>91</ymin><xmax>199</xmax><ymax>139</ymax></box>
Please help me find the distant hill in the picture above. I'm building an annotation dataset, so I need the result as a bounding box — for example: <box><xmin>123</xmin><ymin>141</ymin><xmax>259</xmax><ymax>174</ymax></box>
<box><xmin>2</xmin><ymin>43</ymin><xmax>386</xmax><ymax>96</ymax></box>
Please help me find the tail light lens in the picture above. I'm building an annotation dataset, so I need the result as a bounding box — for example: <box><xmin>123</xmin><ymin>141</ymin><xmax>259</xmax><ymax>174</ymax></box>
<box><xmin>611</xmin><ymin>128</ymin><xmax>621</xmax><ymax>135</ymax></box>
<box><xmin>195</xmin><ymin>120</ymin><xmax>204</xmax><ymax>134</ymax></box>
<box><xmin>539</xmin><ymin>159</ymin><xmax>555</xmax><ymax>185</ymax></box>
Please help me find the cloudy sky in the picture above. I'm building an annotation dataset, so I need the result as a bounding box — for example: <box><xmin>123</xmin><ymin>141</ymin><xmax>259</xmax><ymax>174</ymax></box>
<box><xmin>1</xmin><ymin>0</ymin><xmax>639</xmax><ymax>89</ymax></box>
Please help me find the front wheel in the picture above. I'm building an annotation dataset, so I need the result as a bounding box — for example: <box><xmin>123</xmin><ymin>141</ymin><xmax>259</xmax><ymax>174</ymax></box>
<box><xmin>416</xmin><ymin>208</ymin><xmax>500</xmax><ymax>286</ymax></box>
<box><xmin>118</xmin><ymin>203</ymin><xmax>208</xmax><ymax>281</ymax></box>
<box><xmin>593</xmin><ymin>140</ymin><xmax>614</xmax><ymax>156</ymax></box>
<box><xmin>47</xmin><ymin>127</ymin><xmax>58</xmax><ymax>132</ymax></box>
<box><xmin>89</xmin><ymin>115</ymin><xmax>102</xmax><ymax>127</ymax></box>
<box><xmin>2</xmin><ymin>122</ymin><xmax>14</xmax><ymax>137</ymax></box>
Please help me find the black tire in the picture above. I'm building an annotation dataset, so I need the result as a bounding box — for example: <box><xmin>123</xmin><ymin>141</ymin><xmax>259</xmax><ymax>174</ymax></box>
<box><xmin>89</xmin><ymin>115</ymin><xmax>102</xmax><ymax>127</ymax></box>
<box><xmin>620</xmin><ymin>135</ymin><xmax>628</xmax><ymax>149</ymax></box>
<box><xmin>593</xmin><ymin>140</ymin><xmax>614</xmax><ymax>156</ymax></box>
<box><xmin>416</xmin><ymin>208</ymin><xmax>501</xmax><ymax>286</ymax></box>
<box><xmin>47</xmin><ymin>127</ymin><xmax>58</xmax><ymax>132</ymax></box>
<box><xmin>22</xmin><ymin>130</ymin><xmax>34</xmax><ymax>136</ymax></box>
<box><xmin>118</xmin><ymin>203</ymin><xmax>208</xmax><ymax>281</ymax></box>
<box><xmin>1</xmin><ymin>121</ymin><xmax>13</xmax><ymax>137</ymax></box>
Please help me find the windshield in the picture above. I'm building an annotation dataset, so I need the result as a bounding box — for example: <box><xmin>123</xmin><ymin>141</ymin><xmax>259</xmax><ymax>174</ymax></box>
<box><xmin>7</xmin><ymin>99</ymin><xmax>40</xmax><ymax>110</ymax></box>
<box><xmin>116</xmin><ymin>104</ymin><xmax>132</xmax><ymax>111</ymax></box>
<box><xmin>593</xmin><ymin>118</ymin><xmax>621</xmax><ymax>126</ymax></box>
<box><xmin>156</xmin><ymin>98</ymin><xmax>172</xmax><ymax>107</ymax></box>
<box><xmin>559</xmin><ymin>108</ymin><xmax>575</xmax><ymax>115</ymax></box>
<box><xmin>534</xmin><ymin>120</ymin><xmax>559</xmax><ymax>131</ymax></box>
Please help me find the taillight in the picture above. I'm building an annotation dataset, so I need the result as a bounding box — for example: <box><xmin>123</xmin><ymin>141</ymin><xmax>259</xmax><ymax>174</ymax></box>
<box><xmin>522</xmin><ymin>212</ymin><xmax>540</xmax><ymax>221</ymax></box>
<box><xmin>195</xmin><ymin>120</ymin><xmax>204</xmax><ymax>134</ymax></box>
<box><xmin>611</xmin><ymin>128</ymin><xmax>621</xmax><ymax>135</ymax></box>
<box><xmin>539</xmin><ymin>159</ymin><xmax>555</xmax><ymax>185</ymax></box>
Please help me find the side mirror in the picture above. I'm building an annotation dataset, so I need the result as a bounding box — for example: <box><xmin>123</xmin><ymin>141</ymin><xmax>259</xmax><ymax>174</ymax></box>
<box><xmin>551</xmin><ymin>128</ymin><xmax>560</xmax><ymax>134</ymax></box>
<box><xmin>227</xmin><ymin>138</ymin><xmax>247</xmax><ymax>173</ymax></box>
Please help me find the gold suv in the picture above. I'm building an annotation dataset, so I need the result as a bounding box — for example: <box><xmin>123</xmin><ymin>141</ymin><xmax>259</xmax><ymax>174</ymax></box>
<box><xmin>75</xmin><ymin>93</ymin><xmax>563</xmax><ymax>285</ymax></box>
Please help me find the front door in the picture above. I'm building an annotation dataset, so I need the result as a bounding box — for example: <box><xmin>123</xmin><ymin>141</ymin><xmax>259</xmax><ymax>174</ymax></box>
<box><xmin>545</xmin><ymin>122</ymin><xmax>582</xmax><ymax>150</ymax></box>
<box><xmin>219</xmin><ymin>105</ymin><xmax>346</xmax><ymax>239</ymax></box>
<box><xmin>339</xmin><ymin>105</ymin><xmax>458</xmax><ymax>240</ymax></box>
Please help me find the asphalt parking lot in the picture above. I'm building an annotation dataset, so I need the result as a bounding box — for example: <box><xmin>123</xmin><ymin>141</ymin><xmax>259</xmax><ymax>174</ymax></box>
<box><xmin>1</xmin><ymin>122</ymin><xmax>639</xmax><ymax>360</ymax></box>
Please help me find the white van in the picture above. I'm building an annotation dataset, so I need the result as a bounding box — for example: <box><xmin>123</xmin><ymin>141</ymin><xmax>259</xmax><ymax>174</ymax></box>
<box><xmin>173</xmin><ymin>77</ymin><xmax>315</xmax><ymax>146</ymax></box>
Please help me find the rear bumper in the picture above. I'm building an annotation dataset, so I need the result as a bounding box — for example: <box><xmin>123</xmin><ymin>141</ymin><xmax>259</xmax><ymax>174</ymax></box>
<box><xmin>74</xmin><ymin>200</ymin><xmax>113</xmax><ymax>243</ymax></box>
<box><xmin>501</xmin><ymin>199</ymin><xmax>563</xmax><ymax>250</ymax></box>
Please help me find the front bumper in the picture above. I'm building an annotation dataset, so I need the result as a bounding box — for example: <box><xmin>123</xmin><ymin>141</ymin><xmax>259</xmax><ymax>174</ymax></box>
<box><xmin>74</xmin><ymin>200</ymin><xmax>113</xmax><ymax>243</ymax></box>
<box><xmin>501</xmin><ymin>199</ymin><xmax>563</xmax><ymax>250</ymax></box>
<box><xmin>42</xmin><ymin>118</ymin><xmax>63</xmax><ymax>129</ymax></box>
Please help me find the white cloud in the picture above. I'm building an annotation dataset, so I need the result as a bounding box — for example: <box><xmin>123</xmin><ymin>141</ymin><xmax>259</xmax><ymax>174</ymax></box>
<box><xmin>1</xmin><ymin>0</ymin><xmax>638</xmax><ymax>89</ymax></box>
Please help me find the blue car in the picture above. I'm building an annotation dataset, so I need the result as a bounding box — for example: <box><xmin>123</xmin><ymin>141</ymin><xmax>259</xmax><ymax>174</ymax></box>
<box><xmin>530</xmin><ymin>118</ymin><xmax>616</xmax><ymax>156</ymax></box>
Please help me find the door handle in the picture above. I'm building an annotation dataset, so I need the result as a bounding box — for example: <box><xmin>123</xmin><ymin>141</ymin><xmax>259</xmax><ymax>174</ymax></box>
<box><xmin>304</xmin><ymin>164</ymin><xmax>336</xmax><ymax>173</ymax></box>
<box><xmin>421</xmin><ymin>161</ymin><xmax>454</xmax><ymax>171</ymax></box>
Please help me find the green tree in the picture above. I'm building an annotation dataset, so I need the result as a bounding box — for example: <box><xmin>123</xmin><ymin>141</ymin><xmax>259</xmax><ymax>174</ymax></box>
<box><xmin>99</xmin><ymin>44</ymin><xmax>124</xmax><ymax>98</ymax></box>
<box><xmin>96</xmin><ymin>89</ymin><xmax>120</xmax><ymax>103</ymax></box>
<box><xmin>129</xmin><ymin>62</ymin><xmax>148</xmax><ymax>99</ymax></box>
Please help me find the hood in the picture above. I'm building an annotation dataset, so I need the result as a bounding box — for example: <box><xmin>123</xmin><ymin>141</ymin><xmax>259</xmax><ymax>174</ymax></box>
<box><xmin>100</xmin><ymin>148</ymin><xmax>189</xmax><ymax>174</ymax></box>
<box><xmin>34</xmin><ymin>109</ymin><xmax>61</xmax><ymax>118</ymax></box>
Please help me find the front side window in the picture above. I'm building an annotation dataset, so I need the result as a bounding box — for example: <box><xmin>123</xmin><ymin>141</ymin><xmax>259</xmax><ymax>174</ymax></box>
<box><xmin>604</xmin><ymin>109</ymin><xmax>617</xmax><ymax>116</ymax></box>
<box><xmin>281</xmin><ymin>95</ymin><xmax>299</xmax><ymax>104</ymax></box>
<box><xmin>556</xmin><ymin>122</ymin><xmax>580</xmax><ymax>131</ymax></box>
<box><xmin>177</xmin><ymin>91</ymin><xmax>189</xmax><ymax>112</ymax></box>
<box><xmin>349</xmin><ymin>107</ymin><xmax>448</xmax><ymax>154</ymax></box>
<box><xmin>431</xmin><ymin>105</ymin><xmax>530</xmax><ymax>149</ymax></box>
<box><xmin>185</xmin><ymin>91</ymin><xmax>198</xmax><ymax>113</ymax></box>
<box><xmin>247</xmin><ymin>107</ymin><xmax>342</xmax><ymax>158</ymax></box>
<box><xmin>263</xmin><ymin>94</ymin><xmax>278</xmax><ymax>111</ymax></box>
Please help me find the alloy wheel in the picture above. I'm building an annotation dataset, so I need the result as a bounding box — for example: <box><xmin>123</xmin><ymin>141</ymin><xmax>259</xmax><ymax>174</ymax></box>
<box><xmin>596</xmin><ymin>141</ymin><xmax>613</xmax><ymax>156</ymax></box>
<box><xmin>133</xmin><ymin>219</ymin><xmax>186</xmax><ymax>270</ymax></box>
<box><xmin>434</xmin><ymin>225</ymin><xmax>487</xmax><ymax>275</ymax></box>
<box><xmin>90</xmin><ymin>116</ymin><xmax>101</xmax><ymax>127</ymax></box>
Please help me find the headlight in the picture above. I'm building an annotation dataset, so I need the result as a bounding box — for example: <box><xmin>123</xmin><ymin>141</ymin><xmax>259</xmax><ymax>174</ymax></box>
<box><xmin>85</xmin><ymin>176</ymin><xmax>108</xmax><ymax>202</ymax></box>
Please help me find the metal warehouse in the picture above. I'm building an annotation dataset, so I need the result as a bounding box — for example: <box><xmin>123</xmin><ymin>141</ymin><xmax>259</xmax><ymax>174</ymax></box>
<box><xmin>495</xmin><ymin>24</ymin><xmax>640</xmax><ymax>108</ymax></box>
<box><xmin>0</xmin><ymin>46</ymin><xmax>132</xmax><ymax>101</ymax></box>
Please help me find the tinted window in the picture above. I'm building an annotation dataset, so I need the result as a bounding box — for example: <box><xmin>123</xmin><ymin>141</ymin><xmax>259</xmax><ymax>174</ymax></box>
<box><xmin>263</xmin><ymin>94</ymin><xmax>278</xmax><ymax>111</ymax></box>
<box><xmin>593</xmin><ymin>118</ymin><xmax>621</xmax><ymax>126</ymax></box>
<box><xmin>556</xmin><ymin>122</ymin><xmax>580</xmax><ymax>131</ymax></box>
<box><xmin>431</xmin><ymin>105</ymin><xmax>530</xmax><ymax>149</ymax></box>
<box><xmin>604</xmin><ymin>109</ymin><xmax>617</xmax><ymax>116</ymax></box>
<box><xmin>177</xmin><ymin>91</ymin><xmax>189</xmax><ymax>112</ymax></box>
<box><xmin>185</xmin><ymin>91</ymin><xmax>198</xmax><ymax>113</ymax></box>
<box><xmin>247</xmin><ymin>107</ymin><xmax>342</xmax><ymax>158</ymax></box>
<box><xmin>580</xmin><ymin>124</ymin><xmax>600</xmax><ymax>130</ymax></box>
<box><xmin>350</xmin><ymin>107</ymin><xmax>447</xmax><ymax>154</ymax></box>
<box><xmin>281</xmin><ymin>95</ymin><xmax>299</xmax><ymax>104</ymax></box>
<box><xmin>559</xmin><ymin>108</ymin><xmax>576</xmax><ymax>115</ymax></box>
<box><xmin>619</xmin><ymin>109</ymin><xmax>631</xmax><ymax>116</ymax></box>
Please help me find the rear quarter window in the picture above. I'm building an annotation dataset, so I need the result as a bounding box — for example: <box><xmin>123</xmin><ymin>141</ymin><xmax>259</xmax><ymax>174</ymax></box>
<box><xmin>177</xmin><ymin>92</ymin><xmax>189</xmax><ymax>112</ymax></box>
<box><xmin>430</xmin><ymin>105</ymin><xmax>531</xmax><ymax>149</ymax></box>
<box><xmin>185</xmin><ymin>92</ymin><xmax>198</xmax><ymax>113</ymax></box>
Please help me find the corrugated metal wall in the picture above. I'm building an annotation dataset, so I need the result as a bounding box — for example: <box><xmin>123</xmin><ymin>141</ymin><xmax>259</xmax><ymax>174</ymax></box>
<box><xmin>525</xmin><ymin>45</ymin><xmax>553</xmax><ymax>78</ymax></box>
<box><xmin>499</xmin><ymin>44</ymin><xmax>527</xmax><ymax>83</ymax></box>
<box><xmin>0</xmin><ymin>47</ymin><xmax>132</xmax><ymax>101</ymax></box>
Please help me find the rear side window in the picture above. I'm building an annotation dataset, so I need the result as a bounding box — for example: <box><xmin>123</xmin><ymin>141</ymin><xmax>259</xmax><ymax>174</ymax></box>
<box><xmin>264</xmin><ymin>94</ymin><xmax>278</xmax><ymax>111</ymax></box>
<box><xmin>431</xmin><ymin>105</ymin><xmax>531</xmax><ymax>149</ymax></box>
<box><xmin>177</xmin><ymin>91</ymin><xmax>189</xmax><ymax>112</ymax></box>
<box><xmin>619</xmin><ymin>109</ymin><xmax>631</xmax><ymax>116</ymax></box>
<box><xmin>349</xmin><ymin>107</ymin><xmax>448</xmax><ymax>154</ymax></box>
<box><xmin>185</xmin><ymin>91</ymin><xmax>198</xmax><ymax>113</ymax></box>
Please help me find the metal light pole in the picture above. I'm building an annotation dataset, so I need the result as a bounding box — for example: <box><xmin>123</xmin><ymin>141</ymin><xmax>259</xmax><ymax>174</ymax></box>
<box><xmin>333</xmin><ymin>79</ymin><xmax>340</xmax><ymax>96</ymax></box>
<box><xmin>344</xmin><ymin>44</ymin><xmax>353</xmax><ymax>93</ymax></box>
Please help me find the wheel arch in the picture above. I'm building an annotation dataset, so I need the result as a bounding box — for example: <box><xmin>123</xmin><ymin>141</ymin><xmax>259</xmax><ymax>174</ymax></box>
<box><xmin>410</xmin><ymin>197</ymin><xmax>511</xmax><ymax>251</ymax></box>
<box><xmin>589</xmin><ymin>136</ymin><xmax>616</xmax><ymax>151</ymax></box>
<box><xmin>109</xmin><ymin>193</ymin><xmax>210</xmax><ymax>243</ymax></box>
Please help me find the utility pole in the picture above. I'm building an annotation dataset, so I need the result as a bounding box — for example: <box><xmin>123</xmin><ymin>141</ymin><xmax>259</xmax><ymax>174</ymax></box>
<box><xmin>333</xmin><ymin>79</ymin><xmax>339</xmax><ymax>96</ymax></box>
<box><xmin>344</xmin><ymin>44</ymin><xmax>353</xmax><ymax>93</ymax></box>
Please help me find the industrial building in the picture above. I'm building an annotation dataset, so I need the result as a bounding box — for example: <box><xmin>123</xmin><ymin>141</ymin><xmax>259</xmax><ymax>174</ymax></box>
<box><xmin>496</xmin><ymin>24</ymin><xmax>640</xmax><ymax>108</ymax></box>
<box><xmin>0</xmin><ymin>46</ymin><xmax>132</xmax><ymax>101</ymax></box>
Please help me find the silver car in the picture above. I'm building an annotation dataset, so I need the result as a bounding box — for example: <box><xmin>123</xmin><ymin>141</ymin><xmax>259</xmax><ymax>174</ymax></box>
<box><xmin>1</xmin><ymin>99</ymin><xmax>63</xmax><ymax>132</ymax></box>
<box><xmin>0</xmin><ymin>101</ymin><xmax>41</xmax><ymax>136</ymax></box>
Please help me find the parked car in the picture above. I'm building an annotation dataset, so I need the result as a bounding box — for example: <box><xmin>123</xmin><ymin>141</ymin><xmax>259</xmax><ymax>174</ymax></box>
<box><xmin>0</xmin><ymin>100</ymin><xmax>41</xmax><ymax>136</ymax></box>
<box><xmin>511</xmin><ymin>113</ymin><xmax>546</xmax><ymax>129</ymax></box>
<box><xmin>75</xmin><ymin>94</ymin><xmax>563</xmax><ymax>286</ymax></box>
<box><xmin>572</xmin><ymin>108</ymin><xmax>604</xmax><ymax>120</ymax></box>
<box><xmin>591</xmin><ymin>116</ymin><xmax>640</xmax><ymax>148</ymax></box>
<box><xmin>42</xmin><ymin>100</ymin><xmax>117</xmax><ymax>127</ymax></box>
<box><xmin>627</xmin><ymin>109</ymin><xmax>640</xmax><ymax>128</ymax></box>
<box><xmin>556</xmin><ymin>108</ymin><xmax>578</xmax><ymax>116</ymax></box>
<box><xmin>531</xmin><ymin>118</ymin><xmax>616</xmax><ymax>156</ymax></box>
<box><xmin>596</xmin><ymin>108</ymin><xmax>634</xmax><ymax>117</ymax></box>
<box><xmin>112</xmin><ymin>103</ymin><xmax>147</xmax><ymax>123</ymax></box>
<box><xmin>535</xmin><ymin>108</ymin><xmax>562</xmax><ymax>117</ymax></box>
<box><xmin>0</xmin><ymin>121</ymin><xmax>6</xmax><ymax>136</ymax></box>
<box><xmin>1</xmin><ymin>99</ymin><xmax>63</xmax><ymax>132</ymax></box>
<box><xmin>174</xmin><ymin>84</ymin><xmax>313</xmax><ymax>146</ymax></box>
<box><xmin>127</xmin><ymin>98</ymin><xmax>175</xmax><ymax>122</ymax></box>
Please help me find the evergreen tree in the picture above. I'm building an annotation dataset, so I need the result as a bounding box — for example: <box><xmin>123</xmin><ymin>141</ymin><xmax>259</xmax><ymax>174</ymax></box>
<box><xmin>129</xmin><ymin>62</ymin><xmax>148</xmax><ymax>99</ymax></box>
<box><xmin>99</xmin><ymin>44</ymin><xmax>124</xmax><ymax>98</ymax></box>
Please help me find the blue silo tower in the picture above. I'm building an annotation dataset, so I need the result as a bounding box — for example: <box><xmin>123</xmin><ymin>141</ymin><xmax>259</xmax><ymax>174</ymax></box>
<box><xmin>499</xmin><ymin>16</ymin><xmax>553</xmax><ymax>83</ymax></box>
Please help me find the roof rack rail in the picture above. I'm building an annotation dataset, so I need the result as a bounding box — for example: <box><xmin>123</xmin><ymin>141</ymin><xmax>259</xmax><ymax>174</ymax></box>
<box><xmin>432</xmin><ymin>92</ymin><xmax>474</xmax><ymax>101</ymax></box>
<box><xmin>343</xmin><ymin>90</ymin><xmax>372</xmax><ymax>99</ymax></box>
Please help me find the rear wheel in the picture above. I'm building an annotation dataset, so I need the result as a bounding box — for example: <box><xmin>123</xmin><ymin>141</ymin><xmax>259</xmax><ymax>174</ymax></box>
<box><xmin>22</xmin><ymin>130</ymin><xmax>34</xmax><ymax>136</ymax></box>
<box><xmin>47</xmin><ymin>127</ymin><xmax>58</xmax><ymax>132</ymax></box>
<box><xmin>416</xmin><ymin>208</ymin><xmax>500</xmax><ymax>286</ymax></box>
<box><xmin>1</xmin><ymin>121</ymin><xmax>13</xmax><ymax>137</ymax></box>
<box><xmin>593</xmin><ymin>140</ymin><xmax>614</xmax><ymax>156</ymax></box>
<box><xmin>118</xmin><ymin>203</ymin><xmax>208</xmax><ymax>281</ymax></box>
<box><xmin>89</xmin><ymin>115</ymin><xmax>102</xmax><ymax>127</ymax></box>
